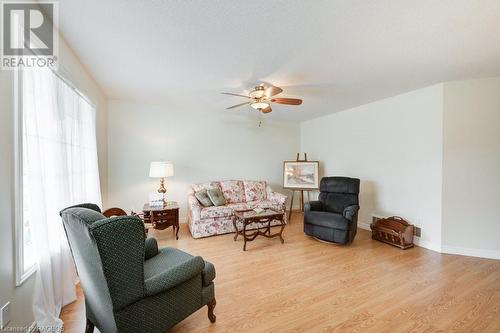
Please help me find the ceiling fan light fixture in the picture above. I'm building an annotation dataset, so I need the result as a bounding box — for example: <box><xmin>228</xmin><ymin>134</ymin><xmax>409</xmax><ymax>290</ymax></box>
<box><xmin>249</xmin><ymin>91</ymin><xmax>264</xmax><ymax>98</ymax></box>
<box><xmin>222</xmin><ymin>84</ymin><xmax>302</xmax><ymax>114</ymax></box>
<box><xmin>249</xmin><ymin>85</ymin><xmax>265</xmax><ymax>98</ymax></box>
<box><xmin>250</xmin><ymin>102</ymin><xmax>269</xmax><ymax>110</ymax></box>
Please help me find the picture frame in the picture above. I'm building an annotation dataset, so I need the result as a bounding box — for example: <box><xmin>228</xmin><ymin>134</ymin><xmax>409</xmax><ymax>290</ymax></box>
<box><xmin>283</xmin><ymin>160</ymin><xmax>320</xmax><ymax>190</ymax></box>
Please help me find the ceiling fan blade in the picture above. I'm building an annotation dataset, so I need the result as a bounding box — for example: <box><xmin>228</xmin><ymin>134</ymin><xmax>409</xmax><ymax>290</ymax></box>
<box><xmin>264</xmin><ymin>86</ymin><xmax>283</xmax><ymax>97</ymax></box>
<box><xmin>221</xmin><ymin>92</ymin><xmax>250</xmax><ymax>98</ymax></box>
<box><xmin>226</xmin><ymin>101</ymin><xmax>251</xmax><ymax>109</ymax></box>
<box><xmin>261</xmin><ymin>106</ymin><xmax>272</xmax><ymax>113</ymax></box>
<box><xmin>271</xmin><ymin>98</ymin><xmax>303</xmax><ymax>105</ymax></box>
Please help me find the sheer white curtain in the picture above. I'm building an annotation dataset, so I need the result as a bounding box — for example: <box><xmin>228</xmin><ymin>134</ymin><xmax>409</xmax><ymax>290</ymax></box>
<box><xmin>22</xmin><ymin>68</ymin><xmax>102</xmax><ymax>330</ymax></box>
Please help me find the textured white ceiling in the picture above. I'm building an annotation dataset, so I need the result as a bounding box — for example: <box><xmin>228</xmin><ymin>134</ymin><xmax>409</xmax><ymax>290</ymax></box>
<box><xmin>54</xmin><ymin>0</ymin><xmax>500</xmax><ymax>121</ymax></box>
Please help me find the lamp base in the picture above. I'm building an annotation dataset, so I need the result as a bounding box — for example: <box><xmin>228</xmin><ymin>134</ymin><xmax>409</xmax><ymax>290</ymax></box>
<box><xmin>158</xmin><ymin>177</ymin><xmax>167</xmax><ymax>205</ymax></box>
<box><xmin>157</xmin><ymin>177</ymin><xmax>167</xmax><ymax>193</ymax></box>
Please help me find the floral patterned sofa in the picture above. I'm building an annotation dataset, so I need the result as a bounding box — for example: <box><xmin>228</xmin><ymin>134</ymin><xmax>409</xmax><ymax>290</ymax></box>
<box><xmin>188</xmin><ymin>180</ymin><xmax>287</xmax><ymax>238</ymax></box>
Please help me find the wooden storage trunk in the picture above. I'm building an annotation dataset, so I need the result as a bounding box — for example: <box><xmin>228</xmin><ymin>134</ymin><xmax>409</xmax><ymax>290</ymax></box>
<box><xmin>370</xmin><ymin>216</ymin><xmax>414</xmax><ymax>249</ymax></box>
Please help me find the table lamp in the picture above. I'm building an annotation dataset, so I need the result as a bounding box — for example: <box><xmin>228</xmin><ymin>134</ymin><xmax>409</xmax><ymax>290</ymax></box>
<box><xmin>149</xmin><ymin>161</ymin><xmax>174</xmax><ymax>203</ymax></box>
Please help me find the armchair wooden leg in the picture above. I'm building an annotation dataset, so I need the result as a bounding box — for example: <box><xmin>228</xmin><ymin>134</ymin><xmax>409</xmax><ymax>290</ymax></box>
<box><xmin>207</xmin><ymin>298</ymin><xmax>216</xmax><ymax>323</ymax></box>
<box><xmin>85</xmin><ymin>318</ymin><xmax>95</xmax><ymax>333</ymax></box>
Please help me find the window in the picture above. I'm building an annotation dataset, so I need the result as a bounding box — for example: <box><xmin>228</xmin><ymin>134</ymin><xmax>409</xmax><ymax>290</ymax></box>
<box><xmin>15</xmin><ymin>69</ymin><xmax>36</xmax><ymax>285</ymax></box>
<box><xmin>15</xmin><ymin>67</ymin><xmax>101</xmax><ymax>285</ymax></box>
<box><xmin>21</xmin><ymin>162</ymin><xmax>36</xmax><ymax>272</ymax></box>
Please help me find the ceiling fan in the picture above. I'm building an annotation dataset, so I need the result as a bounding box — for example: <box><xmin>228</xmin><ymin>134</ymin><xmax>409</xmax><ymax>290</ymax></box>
<box><xmin>222</xmin><ymin>84</ymin><xmax>303</xmax><ymax>113</ymax></box>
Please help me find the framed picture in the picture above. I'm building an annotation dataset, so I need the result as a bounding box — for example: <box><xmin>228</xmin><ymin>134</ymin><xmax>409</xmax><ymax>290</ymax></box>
<box><xmin>283</xmin><ymin>161</ymin><xmax>319</xmax><ymax>190</ymax></box>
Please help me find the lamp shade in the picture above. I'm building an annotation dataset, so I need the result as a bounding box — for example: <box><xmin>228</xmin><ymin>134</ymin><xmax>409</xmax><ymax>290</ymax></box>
<box><xmin>149</xmin><ymin>161</ymin><xmax>174</xmax><ymax>178</ymax></box>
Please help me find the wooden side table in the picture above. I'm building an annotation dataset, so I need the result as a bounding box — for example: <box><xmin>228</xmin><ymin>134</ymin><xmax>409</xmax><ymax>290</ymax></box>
<box><xmin>142</xmin><ymin>202</ymin><xmax>180</xmax><ymax>239</ymax></box>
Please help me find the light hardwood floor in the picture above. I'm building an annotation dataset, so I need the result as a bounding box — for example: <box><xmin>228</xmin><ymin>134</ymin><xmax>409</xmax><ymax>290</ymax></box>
<box><xmin>60</xmin><ymin>213</ymin><xmax>500</xmax><ymax>332</ymax></box>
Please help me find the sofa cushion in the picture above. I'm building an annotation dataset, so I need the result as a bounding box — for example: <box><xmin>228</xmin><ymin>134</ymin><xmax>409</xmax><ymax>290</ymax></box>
<box><xmin>243</xmin><ymin>180</ymin><xmax>267</xmax><ymax>202</ymax></box>
<box><xmin>226</xmin><ymin>202</ymin><xmax>253</xmax><ymax>211</ymax></box>
<box><xmin>246</xmin><ymin>200</ymin><xmax>283</xmax><ymax>211</ymax></box>
<box><xmin>304</xmin><ymin>211</ymin><xmax>350</xmax><ymax>231</ymax></box>
<box><xmin>200</xmin><ymin>206</ymin><xmax>233</xmax><ymax>219</ymax></box>
<box><xmin>207</xmin><ymin>188</ymin><xmax>226</xmax><ymax>206</ymax></box>
<box><xmin>318</xmin><ymin>177</ymin><xmax>360</xmax><ymax>214</ymax></box>
<box><xmin>194</xmin><ymin>190</ymin><xmax>214</xmax><ymax>207</ymax></box>
<box><xmin>319</xmin><ymin>192</ymin><xmax>358</xmax><ymax>214</ymax></box>
<box><xmin>319</xmin><ymin>177</ymin><xmax>360</xmax><ymax>194</ymax></box>
<box><xmin>220</xmin><ymin>180</ymin><xmax>246</xmax><ymax>203</ymax></box>
<box><xmin>192</xmin><ymin>181</ymin><xmax>221</xmax><ymax>193</ymax></box>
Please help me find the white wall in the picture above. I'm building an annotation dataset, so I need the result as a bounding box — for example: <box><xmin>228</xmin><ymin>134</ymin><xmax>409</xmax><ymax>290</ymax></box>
<box><xmin>300</xmin><ymin>85</ymin><xmax>444</xmax><ymax>251</ymax></box>
<box><xmin>107</xmin><ymin>100</ymin><xmax>300</xmax><ymax>219</ymax></box>
<box><xmin>442</xmin><ymin>77</ymin><xmax>500</xmax><ymax>258</ymax></box>
<box><xmin>0</xmin><ymin>70</ymin><xmax>37</xmax><ymax>329</ymax></box>
<box><xmin>0</xmin><ymin>36</ymin><xmax>107</xmax><ymax>328</ymax></box>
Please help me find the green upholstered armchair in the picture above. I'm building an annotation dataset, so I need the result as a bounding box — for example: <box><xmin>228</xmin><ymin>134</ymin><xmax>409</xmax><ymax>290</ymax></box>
<box><xmin>60</xmin><ymin>204</ymin><xmax>216</xmax><ymax>333</ymax></box>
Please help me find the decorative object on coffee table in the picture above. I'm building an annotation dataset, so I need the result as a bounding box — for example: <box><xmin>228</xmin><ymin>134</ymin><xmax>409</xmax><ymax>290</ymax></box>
<box><xmin>284</xmin><ymin>153</ymin><xmax>319</xmax><ymax>222</ymax></box>
<box><xmin>142</xmin><ymin>202</ymin><xmax>180</xmax><ymax>239</ymax></box>
<box><xmin>149</xmin><ymin>161</ymin><xmax>174</xmax><ymax>203</ymax></box>
<box><xmin>371</xmin><ymin>216</ymin><xmax>414</xmax><ymax>249</ymax></box>
<box><xmin>233</xmin><ymin>209</ymin><xmax>285</xmax><ymax>251</ymax></box>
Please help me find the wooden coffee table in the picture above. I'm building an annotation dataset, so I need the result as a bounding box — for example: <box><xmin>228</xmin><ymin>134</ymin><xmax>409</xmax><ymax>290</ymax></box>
<box><xmin>233</xmin><ymin>209</ymin><xmax>285</xmax><ymax>251</ymax></box>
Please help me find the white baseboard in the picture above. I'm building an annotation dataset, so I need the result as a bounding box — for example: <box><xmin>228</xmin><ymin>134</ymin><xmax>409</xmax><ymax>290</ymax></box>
<box><xmin>441</xmin><ymin>245</ymin><xmax>500</xmax><ymax>260</ymax></box>
<box><xmin>360</xmin><ymin>222</ymin><xmax>500</xmax><ymax>259</ymax></box>
<box><xmin>358</xmin><ymin>222</ymin><xmax>371</xmax><ymax>231</ymax></box>
<box><xmin>413</xmin><ymin>238</ymin><xmax>441</xmax><ymax>253</ymax></box>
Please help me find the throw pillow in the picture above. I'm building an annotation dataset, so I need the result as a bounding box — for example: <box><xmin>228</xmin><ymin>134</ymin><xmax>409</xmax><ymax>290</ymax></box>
<box><xmin>194</xmin><ymin>190</ymin><xmax>213</xmax><ymax>207</ymax></box>
<box><xmin>219</xmin><ymin>180</ymin><xmax>246</xmax><ymax>203</ymax></box>
<box><xmin>207</xmin><ymin>187</ymin><xmax>227</xmax><ymax>206</ymax></box>
<box><xmin>243</xmin><ymin>180</ymin><xmax>267</xmax><ymax>201</ymax></box>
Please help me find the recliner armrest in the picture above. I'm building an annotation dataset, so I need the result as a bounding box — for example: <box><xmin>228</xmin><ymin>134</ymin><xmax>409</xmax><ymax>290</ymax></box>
<box><xmin>144</xmin><ymin>237</ymin><xmax>159</xmax><ymax>260</ymax></box>
<box><xmin>144</xmin><ymin>256</ymin><xmax>205</xmax><ymax>296</ymax></box>
<box><xmin>304</xmin><ymin>200</ymin><xmax>323</xmax><ymax>212</ymax></box>
<box><xmin>343</xmin><ymin>205</ymin><xmax>359</xmax><ymax>221</ymax></box>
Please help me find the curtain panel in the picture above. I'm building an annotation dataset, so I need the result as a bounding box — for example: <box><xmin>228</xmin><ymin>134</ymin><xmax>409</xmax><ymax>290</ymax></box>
<box><xmin>22</xmin><ymin>68</ymin><xmax>102</xmax><ymax>330</ymax></box>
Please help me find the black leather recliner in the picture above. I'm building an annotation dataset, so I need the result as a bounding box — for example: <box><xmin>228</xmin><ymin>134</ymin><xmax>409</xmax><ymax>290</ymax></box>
<box><xmin>304</xmin><ymin>177</ymin><xmax>360</xmax><ymax>244</ymax></box>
